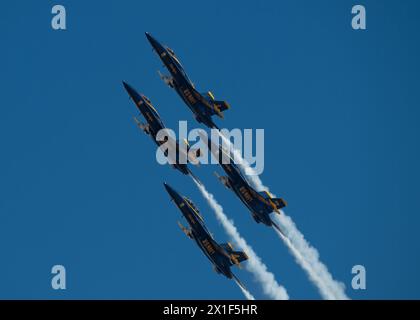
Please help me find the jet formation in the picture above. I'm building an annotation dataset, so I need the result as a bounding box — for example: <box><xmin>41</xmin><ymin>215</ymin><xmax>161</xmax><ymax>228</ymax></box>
<box><xmin>123</xmin><ymin>32</ymin><xmax>288</xmax><ymax>296</ymax></box>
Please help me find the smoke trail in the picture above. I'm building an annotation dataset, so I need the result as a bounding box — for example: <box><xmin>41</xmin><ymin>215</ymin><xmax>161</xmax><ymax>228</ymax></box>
<box><xmin>218</xmin><ymin>134</ymin><xmax>264</xmax><ymax>192</ymax></box>
<box><xmin>191</xmin><ymin>177</ymin><xmax>289</xmax><ymax>300</ymax></box>
<box><xmin>271</xmin><ymin>216</ymin><xmax>337</xmax><ymax>299</ymax></box>
<box><xmin>217</xmin><ymin>132</ymin><xmax>349</xmax><ymax>300</ymax></box>
<box><xmin>272</xmin><ymin>213</ymin><xmax>348</xmax><ymax>299</ymax></box>
<box><xmin>234</xmin><ymin>279</ymin><xmax>255</xmax><ymax>300</ymax></box>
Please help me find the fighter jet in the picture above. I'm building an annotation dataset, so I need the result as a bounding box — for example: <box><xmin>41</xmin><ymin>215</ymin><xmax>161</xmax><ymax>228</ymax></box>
<box><xmin>201</xmin><ymin>133</ymin><xmax>287</xmax><ymax>232</ymax></box>
<box><xmin>145</xmin><ymin>32</ymin><xmax>230</xmax><ymax>129</ymax></box>
<box><xmin>122</xmin><ymin>81</ymin><xmax>201</xmax><ymax>178</ymax></box>
<box><xmin>164</xmin><ymin>182</ymin><xmax>248</xmax><ymax>284</ymax></box>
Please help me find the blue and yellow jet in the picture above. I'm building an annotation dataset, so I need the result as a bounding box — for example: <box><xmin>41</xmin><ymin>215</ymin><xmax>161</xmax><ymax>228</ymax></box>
<box><xmin>123</xmin><ymin>81</ymin><xmax>200</xmax><ymax>178</ymax></box>
<box><xmin>201</xmin><ymin>133</ymin><xmax>287</xmax><ymax>232</ymax></box>
<box><xmin>145</xmin><ymin>32</ymin><xmax>230</xmax><ymax>129</ymax></box>
<box><xmin>164</xmin><ymin>183</ymin><xmax>248</xmax><ymax>284</ymax></box>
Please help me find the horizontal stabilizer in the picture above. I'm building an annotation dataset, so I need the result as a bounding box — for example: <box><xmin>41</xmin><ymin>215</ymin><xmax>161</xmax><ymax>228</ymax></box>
<box><xmin>230</xmin><ymin>250</ymin><xmax>249</xmax><ymax>266</ymax></box>
<box><xmin>212</xmin><ymin>100</ymin><xmax>230</xmax><ymax>119</ymax></box>
<box><xmin>261</xmin><ymin>191</ymin><xmax>287</xmax><ymax>213</ymax></box>
<box><xmin>272</xmin><ymin>197</ymin><xmax>287</xmax><ymax>209</ymax></box>
<box><xmin>221</xmin><ymin>242</ymin><xmax>248</xmax><ymax>266</ymax></box>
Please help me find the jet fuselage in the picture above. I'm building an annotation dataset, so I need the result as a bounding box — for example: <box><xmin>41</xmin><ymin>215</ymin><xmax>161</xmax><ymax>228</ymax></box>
<box><xmin>123</xmin><ymin>82</ymin><xmax>190</xmax><ymax>175</ymax></box>
<box><xmin>220</xmin><ymin>161</ymin><xmax>275</xmax><ymax>226</ymax></box>
<box><xmin>145</xmin><ymin>33</ymin><xmax>219</xmax><ymax>129</ymax></box>
<box><xmin>164</xmin><ymin>183</ymin><xmax>234</xmax><ymax>278</ymax></box>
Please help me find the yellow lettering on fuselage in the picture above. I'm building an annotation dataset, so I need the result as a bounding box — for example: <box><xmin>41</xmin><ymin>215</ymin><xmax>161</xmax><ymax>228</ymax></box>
<box><xmin>169</xmin><ymin>64</ymin><xmax>178</xmax><ymax>75</ymax></box>
<box><xmin>239</xmin><ymin>186</ymin><xmax>253</xmax><ymax>202</ymax></box>
<box><xmin>145</xmin><ymin>112</ymin><xmax>154</xmax><ymax>123</ymax></box>
<box><xmin>183</xmin><ymin>88</ymin><xmax>197</xmax><ymax>105</ymax></box>
<box><xmin>188</xmin><ymin>214</ymin><xmax>196</xmax><ymax>225</ymax></box>
<box><xmin>201</xmin><ymin>239</ymin><xmax>215</xmax><ymax>255</ymax></box>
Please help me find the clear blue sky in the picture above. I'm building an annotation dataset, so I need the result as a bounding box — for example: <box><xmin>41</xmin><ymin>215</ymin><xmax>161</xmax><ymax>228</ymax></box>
<box><xmin>0</xmin><ymin>1</ymin><xmax>419</xmax><ymax>299</ymax></box>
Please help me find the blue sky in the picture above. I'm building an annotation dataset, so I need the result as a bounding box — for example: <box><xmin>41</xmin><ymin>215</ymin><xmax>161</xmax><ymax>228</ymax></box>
<box><xmin>0</xmin><ymin>0</ymin><xmax>419</xmax><ymax>299</ymax></box>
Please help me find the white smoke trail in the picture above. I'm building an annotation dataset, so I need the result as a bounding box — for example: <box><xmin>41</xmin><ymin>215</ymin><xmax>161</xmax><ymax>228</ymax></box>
<box><xmin>272</xmin><ymin>213</ymin><xmax>348</xmax><ymax>300</ymax></box>
<box><xmin>234</xmin><ymin>279</ymin><xmax>255</xmax><ymax>300</ymax></box>
<box><xmin>217</xmin><ymin>132</ymin><xmax>349</xmax><ymax>300</ymax></box>
<box><xmin>191</xmin><ymin>178</ymin><xmax>289</xmax><ymax>300</ymax></box>
<box><xmin>218</xmin><ymin>134</ymin><xmax>264</xmax><ymax>192</ymax></box>
<box><xmin>271</xmin><ymin>216</ymin><xmax>338</xmax><ymax>299</ymax></box>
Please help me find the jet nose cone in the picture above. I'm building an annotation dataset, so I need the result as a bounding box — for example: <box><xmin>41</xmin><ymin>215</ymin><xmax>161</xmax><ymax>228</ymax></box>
<box><xmin>122</xmin><ymin>81</ymin><xmax>132</xmax><ymax>92</ymax></box>
<box><xmin>163</xmin><ymin>183</ymin><xmax>182</xmax><ymax>202</ymax></box>
<box><xmin>145</xmin><ymin>32</ymin><xmax>153</xmax><ymax>43</ymax></box>
<box><xmin>163</xmin><ymin>182</ymin><xmax>175</xmax><ymax>194</ymax></box>
<box><xmin>145</xmin><ymin>32</ymin><xmax>164</xmax><ymax>51</ymax></box>
<box><xmin>122</xmin><ymin>81</ymin><xmax>140</xmax><ymax>98</ymax></box>
<box><xmin>145</xmin><ymin>32</ymin><xmax>153</xmax><ymax>41</ymax></box>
